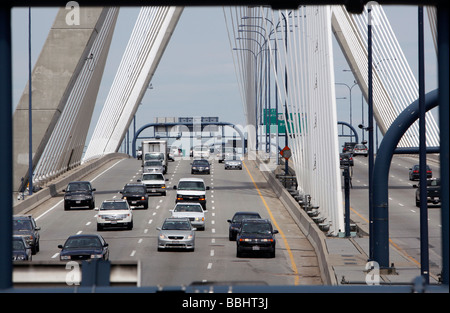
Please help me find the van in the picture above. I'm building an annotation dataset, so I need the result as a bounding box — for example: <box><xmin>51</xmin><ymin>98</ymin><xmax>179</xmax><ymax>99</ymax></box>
<box><xmin>173</xmin><ymin>178</ymin><xmax>209</xmax><ymax>209</ymax></box>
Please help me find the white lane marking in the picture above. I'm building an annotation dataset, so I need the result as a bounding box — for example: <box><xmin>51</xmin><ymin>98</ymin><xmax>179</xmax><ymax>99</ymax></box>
<box><xmin>130</xmin><ymin>250</ymin><xmax>136</xmax><ymax>257</ymax></box>
<box><xmin>210</xmin><ymin>250</ymin><xmax>215</xmax><ymax>257</ymax></box>
<box><xmin>207</xmin><ymin>263</ymin><xmax>213</xmax><ymax>269</ymax></box>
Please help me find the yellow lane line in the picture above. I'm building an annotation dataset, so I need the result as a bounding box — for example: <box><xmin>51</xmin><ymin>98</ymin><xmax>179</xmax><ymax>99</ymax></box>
<box><xmin>349</xmin><ymin>207</ymin><xmax>421</xmax><ymax>267</ymax></box>
<box><xmin>243</xmin><ymin>161</ymin><xmax>300</xmax><ymax>285</ymax></box>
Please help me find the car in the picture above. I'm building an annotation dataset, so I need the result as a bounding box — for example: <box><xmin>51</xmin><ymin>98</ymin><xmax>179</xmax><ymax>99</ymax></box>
<box><xmin>236</xmin><ymin>219</ymin><xmax>278</xmax><ymax>258</ymax></box>
<box><xmin>217</xmin><ymin>146</ymin><xmax>236</xmax><ymax>163</ymax></box>
<box><xmin>63</xmin><ymin>181</ymin><xmax>96</xmax><ymax>210</ymax></box>
<box><xmin>173</xmin><ymin>178</ymin><xmax>209</xmax><ymax>209</ymax></box>
<box><xmin>224</xmin><ymin>155</ymin><xmax>243</xmax><ymax>170</ymax></box>
<box><xmin>169</xmin><ymin>146</ymin><xmax>183</xmax><ymax>160</ymax></box>
<box><xmin>142</xmin><ymin>160</ymin><xmax>164</xmax><ymax>173</ymax></box>
<box><xmin>156</xmin><ymin>218</ymin><xmax>196</xmax><ymax>251</ymax></box>
<box><xmin>227</xmin><ymin>211</ymin><xmax>262</xmax><ymax>241</ymax></box>
<box><xmin>96</xmin><ymin>199</ymin><xmax>133</xmax><ymax>231</ymax></box>
<box><xmin>353</xmin><ymin>144</ymin><xmax>368</xmax><ymax>157</ymax></box>
<box><xmin>409</xmin><ymin>164</ymin><xmax>432</xmax><ymax>181</ymax></box>
<box><xmin>138</xmin><ymin>172</ymin><xmax>167</xmax><ymax>196</ymax></box>
<box><xmin>413</xmin><ymin>178</ymin><xmax>440</xmax><ymax>207</ymax></box>
<box><xmin>13</xmin><ymin>215</ymin><xmax>40</xmax><ymax>254</ymax></box>
<box><xmin>12</xmin><ymin>236</ymin><xmax>32</xmax><ymax>261</ymax></box>
<box><xmin>120</xmin><ymin>183</ymin><xmax>148</xmax><ymax>209</ymax></box>
<box><xmin>58</xmin><ymin>234</ymin><xmax>109</xmax><ymax>261</ymax></box>
<box><xmin>342</xmin><ymin>142</ymin><xmax>357</xmax><ymax>153</ymax></box>
<box><xmin>192</xmin><ymin>145</ymin><xmax>210</xmax><ymax>159</ymax></box>
<box><xmin>191</xmin><ymin>159</ymin><xmax>211</xmax><ymax>174</ymax></box>
<box><xmin>339</xmin><ymin>153</ymin><xmax>354</xmax><ymax>167</ymax></box>
<box><xmin>171</xmin><ymin>202</ymin><xmax>207</xmax><ymax>230</ymax></box>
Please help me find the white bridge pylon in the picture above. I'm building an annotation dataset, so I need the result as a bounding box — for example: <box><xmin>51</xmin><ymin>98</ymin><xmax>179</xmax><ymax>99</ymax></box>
<box><xmin>83</xmin><ymin>6</ymin><xmax>184</xmax><ymax>161</ymax></box>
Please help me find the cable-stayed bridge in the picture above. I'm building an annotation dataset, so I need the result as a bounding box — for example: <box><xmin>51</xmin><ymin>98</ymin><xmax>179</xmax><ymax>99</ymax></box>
<box><xmin>12</xmin><ymin>4</ymin><xmax>440</xmax><ymax>236</ymax></box>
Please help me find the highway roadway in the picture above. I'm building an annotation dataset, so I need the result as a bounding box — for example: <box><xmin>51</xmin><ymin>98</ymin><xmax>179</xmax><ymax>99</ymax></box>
<box><xmin>29</xmin><ymin>157</ymin><xmax>323</xmax><ymax>287</ymax></box>
<box><xmin>348</xmin><ymin>154</ymin><xmax>442</xmax><ymax>281</ymax></box>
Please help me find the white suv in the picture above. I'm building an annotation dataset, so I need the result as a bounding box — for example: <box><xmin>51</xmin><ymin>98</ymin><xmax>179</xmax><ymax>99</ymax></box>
<box><xmin>96</xmin><ymin>200</ymin><xmax>133</xmax><ymax>230</ymax></box>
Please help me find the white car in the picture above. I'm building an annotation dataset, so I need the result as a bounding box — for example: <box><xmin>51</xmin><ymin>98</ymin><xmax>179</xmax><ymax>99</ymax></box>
<box><xmin>138</xmin><ymin>173</ymin><xmax>167</xmax><ymax>196</ymax></box>
<box><xmin>96</xmin><ymin>200</ymin><xmax>133</xmax><ymax>231</ymax></box>
<box><xmin>171</xmin><ymin>202</ymin><xmax>207</xmax><ymax>230</ymax></box>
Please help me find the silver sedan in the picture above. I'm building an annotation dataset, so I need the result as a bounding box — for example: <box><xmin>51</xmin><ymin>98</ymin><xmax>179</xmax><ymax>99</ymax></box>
<box><xmin>157</xmin><ymin>218</ymin><xmax>196</xmax><ymax>251</ymax></box>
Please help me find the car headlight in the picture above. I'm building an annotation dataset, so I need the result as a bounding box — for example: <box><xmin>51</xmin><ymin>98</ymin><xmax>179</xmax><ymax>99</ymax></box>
<box><xmin>187</xmin><ymin>234</ymin><xmax>193</xmax><ymax>239</ymax></box>
<box><xmin>65</xmin><ymin>196</ymin><xmax>71</xmax><ymax>200</ymax></box>
<box><xmin>60</xmin><ymin>255</ymin><xmax>71</xmax><ymax>260</ymax></box>
<box><xmin>159</xmin><ymin>234</ymin><xmax>166</xmax><ymax>239</ymax></box>
<box><xmin>91</xmin><ymin>254</ymin><xmax>103</xmax><ymax>259</ymax></box>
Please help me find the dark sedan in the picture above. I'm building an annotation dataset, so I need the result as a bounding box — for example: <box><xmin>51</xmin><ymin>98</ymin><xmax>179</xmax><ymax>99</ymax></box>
<box><xmin>339</xmin><ymin>153</ymin><xmax>354</xmax><ymax>167</ymax></box>
<box><xmin>58</xmin><ymin>234</ymin><xmax>109</xmax><ymax>261</ymax></box>
<box><xmin>120</xmin><ymin>183</ymin><xmax>148</xmax><ymax>209</ymax></box>
<box><xmin>227</xmin><ymin>211</ymin><xmax>261</xmax><ymax>241</ymax></box>
<box><xmin>409</xmin><ymin>164</ymin><xmax>432</xmax><ymax>181</ymax></box>
<box><xmin>12</xmin><ymin>236</ymin><xmax>32</xmax><ymax>261</ymax></box>
<box><xmin>191</xmin><ymin>159</ymin><xmax>211</xmax><ymax>174</ymax></box>
<box><xmin>236</xmin><ymin>219</ymin><xmax>278</xmax><ymax>258</ymax></box>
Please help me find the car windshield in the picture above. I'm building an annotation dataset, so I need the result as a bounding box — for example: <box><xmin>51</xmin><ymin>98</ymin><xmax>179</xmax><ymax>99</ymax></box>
<box><xmin>232</xmin><ymin>214</ymin><xmax>260</xmax><ymax>222</ymax></box>
<box><xmin>100</xmin><ymin>201</ymin><xmax>128</xmax><ymax>210</ymax></box>
<box><xmin>124</xmin><ymin>186</ymin><xmax>146</xmax><ymax>193</ymax></box>
<box><xmin>67</xmin><ymin>182</ymin><xmax>91</xmax><ymax>191</ymax></box>
<box><xmin>142</xmin><ymin>173</ymin><xmax>164</xmax><ymax>180</ymax></box>
<box><xmin>64</xmin><ymin>237</ymin><xmax>102</xmax><ymax>248</ymax></box>
<box><xmin>13</xmin><ymin>220</ymin><xmax>33</xmax><ymax>231</ymax></box>
<box><xmin>162</xmin><ymin>220</ymin><xmax>192</xmax><ymax>230</ymax></box>
<box><xmin>174</xmin><ymin>204</ymin><xmax>203</xmax><ymax>212</ymax></box>
<box><xmin>144</xmin><ymin>161</ymin><xmax>162</xmax><ymax>166</ymax></box>
<box><xmin>145</xmin><ymin>153</ymin><xmax>164</xmax><ymax>160</ymax></box>
<box><xmin>225</xmin><ymin>156</ymin><xmax>240</xmax><ymax>160</ymax></box>
<box><xmin>428</xmin><ymin>179</ymin><xmax>440</xmax><ymax>186</ymax></box>
<box><xmin>13</xmin><ymin>239</ymin><xmax>26</xmax><ymax>250</ymax></box>
<box><xmin>178</xmin><ymin>181</ymin><xmax>205</xmax><ymax>191</ymax></box>
<box><xmin>241</xmin><ymin>222</ymin><xmax>272</xmax><ymax>235</ymax></box>
<box><xmin>193</xmin><ymin>160</ymin><xmax>209</xmax><ymax>166</ymax></box>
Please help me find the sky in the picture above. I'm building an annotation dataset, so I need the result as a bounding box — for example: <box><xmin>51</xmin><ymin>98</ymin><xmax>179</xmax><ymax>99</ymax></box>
<box><xmin>11</xmin><ymin>5</ymin><xmax>438</xmax><ymax>150</ymax></box>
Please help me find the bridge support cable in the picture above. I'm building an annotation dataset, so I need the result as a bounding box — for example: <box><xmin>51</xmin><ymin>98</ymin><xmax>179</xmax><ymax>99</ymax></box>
<box><xmin>33</xmin><ymin>8</ymin><xmax>119</xmax><ymax>186</ymax></box>
<box><xmin>225</xmin><ymin>6</ymin><xmax>345</xmax><ymax>236</ymax></box>
<box><xmin>331</xmin><ymin>4</ymin><xmax>440</xmax><ymax>148</ymax></box>
<box><xmin>83</xmin><ymin>6</ymin><xmax>183</xmax><ymax>162</ymax></box>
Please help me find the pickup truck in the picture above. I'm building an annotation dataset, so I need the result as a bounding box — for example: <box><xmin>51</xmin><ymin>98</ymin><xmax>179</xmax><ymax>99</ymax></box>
<box><xmin>413</xmin><ymin>178</ymin><xmax>440</xmax><ymax>207</ymax></box>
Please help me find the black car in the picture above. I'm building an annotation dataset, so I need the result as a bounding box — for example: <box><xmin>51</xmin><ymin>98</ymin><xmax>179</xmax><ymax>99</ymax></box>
<box><xmin>339</xmin><ymin>153</ymin><xmax>354</xmax><ymax>167</ymax></box>
<box><xmin>12</xmin><ymin>236</ymin><xmax>32</xmax><ymax>261</ymax></box>
<box><xmin>342</xmin><ymin>142</ymin><xmax>357</xmax><ymax>153</ymax></box>
<box><xmin>58</xmin><ymin>234</ymin><xmax>109</xmax><ymax>261</ymax></box>
<box><xmin>227</xmin><ymin>211</ymin><xmax>262</xmax><ymax>241</ymax></box>
<box><xmin>409</xmin><ymin>164</ymin><xmax>432</xmax><ymax>181</ymax></box>
<box><xmin>120</xmin><ymin>183</ymin><xmax>148</xmax><ymax>209</ymax></box>
<box><xmin>13</xmin><ymin>215</ymin><xmax>40</xmax><ymax>254</ymax></box>
<box><xmin>236</xmin><ymin>219</ymin><xmax>278</xmax><ymax>258</ymax></box>
<box><xmin>191</xmin><ymin>159</ymin><xmax>211</xmax><ymax>174</ymax></box>
<box><xmin>63</xmin><ymin>181</ymin><xmax>96</xmax><ymax>210</ymax></box>
<box><xmin>414</xmin><ymin>178</ymin><xmax>440</xmax><ymax>207</ymax></box>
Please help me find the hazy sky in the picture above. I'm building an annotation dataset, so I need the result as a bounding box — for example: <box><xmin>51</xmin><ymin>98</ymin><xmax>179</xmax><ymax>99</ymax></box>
<box><xmin>11</xmin><ymin>5</ymin><xmax>438</xmax><ymax>147</ymax></box>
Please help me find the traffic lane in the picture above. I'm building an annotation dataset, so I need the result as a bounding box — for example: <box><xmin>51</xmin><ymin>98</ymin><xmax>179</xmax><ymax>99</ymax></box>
<box><xmin>32</xmin><ymin>158</ymin><xmax>146</xmax><ymax>261</ymax></box>
<box><xmin>206</xmin><ymin>159</ymin><xmax>320</xmax><ymax>285</ymax></box>
<box><xmin>348</xmin><ymin>155</ymin><xmax>442</xmax><ymax>278</ymax></box>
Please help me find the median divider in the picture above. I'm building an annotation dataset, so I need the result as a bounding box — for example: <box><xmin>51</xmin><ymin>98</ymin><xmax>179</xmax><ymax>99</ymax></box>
<box><xmin>253</xmin><ymin>155</ymin><xmax>337</xmax><ymax>286</ymax></box>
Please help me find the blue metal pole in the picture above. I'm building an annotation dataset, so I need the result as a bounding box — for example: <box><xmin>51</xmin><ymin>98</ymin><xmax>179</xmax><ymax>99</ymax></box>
<box><xmin>418</xmin><ymin>6</ymin><xmax>429</xmax><ymax>284</ymax></box>
<box><xmin>0</xmin><ymin>5</ymin><xmax>13</xmax><ymax>290</ymax></box>
<box><xmin>437</xmin><ymin>4</ymin><xmax>449</xmax><ymax>286</ymax></box>
<box><xmin>372</xmin><ymin>89</ymin><xmax>439</xmax><ymax>269</ymax></box>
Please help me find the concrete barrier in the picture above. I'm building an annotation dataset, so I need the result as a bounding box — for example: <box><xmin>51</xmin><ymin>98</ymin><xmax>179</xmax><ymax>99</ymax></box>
<box><xmin>254</xmin><ymin>157</ymin><xmax>337</xmax><ymax>285</ymax></box>
<box><xmin>14</xmin><ymin>153</ymin><xmax>130</xmax><ymax>215</ymax></box>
